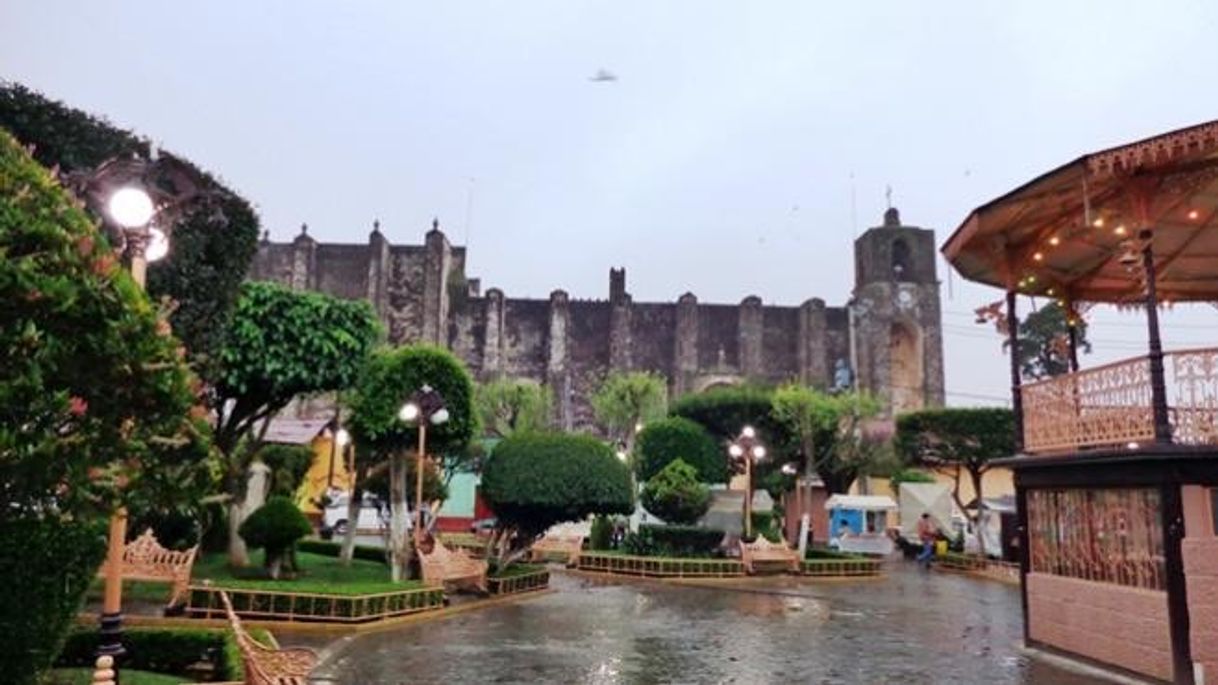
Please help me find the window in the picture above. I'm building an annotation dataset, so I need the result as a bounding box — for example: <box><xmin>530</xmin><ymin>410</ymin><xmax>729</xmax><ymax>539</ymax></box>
<box><xmin>891</xmin><ymin>239</ymin><xmax>912</xmax><ymax>280</ymax></box>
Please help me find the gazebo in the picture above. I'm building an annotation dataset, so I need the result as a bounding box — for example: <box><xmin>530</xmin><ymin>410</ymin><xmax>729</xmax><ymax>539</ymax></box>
<box><xmin>943</xmin><ymin>119</ymin><xmax>1218</xmax><ymax>685</ymax></box>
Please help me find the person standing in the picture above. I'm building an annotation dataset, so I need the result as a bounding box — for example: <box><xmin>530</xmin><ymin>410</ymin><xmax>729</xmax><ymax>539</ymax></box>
<box><xmin>916</xmin><ymin>513</ymin><xmax>937</xmax><ymax>566</ymax></box>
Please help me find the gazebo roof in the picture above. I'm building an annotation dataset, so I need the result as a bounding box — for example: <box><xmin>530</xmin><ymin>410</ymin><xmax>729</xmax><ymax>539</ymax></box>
<box><xmin>942</xmin><ymin>119</ymin><xmax>1218</xmax><ymax>303</ymax></box>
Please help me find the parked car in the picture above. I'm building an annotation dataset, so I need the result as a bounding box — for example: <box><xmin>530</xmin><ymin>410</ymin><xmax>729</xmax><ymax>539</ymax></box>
<box><xmin>470</xmin><ymin>517</ymin><xmax>497</xmax><ymax>538</ymax></box>
<box><xmin>320</xmin><ymin>490</ymin><xmax>387</xmax><ymax>539</ymax></box>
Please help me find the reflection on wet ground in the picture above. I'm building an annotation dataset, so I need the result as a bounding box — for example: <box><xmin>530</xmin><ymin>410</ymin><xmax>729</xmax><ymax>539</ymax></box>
<box><xmin>315</xmin><ymin>565</ymin><xmax>1110</xmax><ymax>685</ymax></box>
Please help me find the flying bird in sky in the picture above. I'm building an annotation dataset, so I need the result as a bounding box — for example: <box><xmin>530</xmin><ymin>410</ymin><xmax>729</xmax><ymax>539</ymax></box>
<box><xmin>588</xmin><ymin>68</ymin><xmax>618</xmax><ymax>83</ymax></box>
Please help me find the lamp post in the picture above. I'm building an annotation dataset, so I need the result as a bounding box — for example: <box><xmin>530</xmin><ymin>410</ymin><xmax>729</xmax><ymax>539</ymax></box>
<box><xmin>98</xmin><ymin>184</ymin><xmax>165</xmax><ymax>665</ymax></box>
<box><xmin>728</xmin><ymin>426</ymin><xmax>767</xmax><ymax>539</ymax></box>
<box><xmin>398</xmin><ymin>385</ymin><xmax>449</xmax><ymax>544</ymax></box>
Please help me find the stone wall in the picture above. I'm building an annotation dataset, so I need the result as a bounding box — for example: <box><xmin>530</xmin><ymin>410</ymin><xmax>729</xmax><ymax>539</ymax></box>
<box><xmin>1026</xmin><ymin>573</ymin><xmax>1173</xmax><ymax>682</ymax></box>
<box><xmin>247</xmin><ymin>209</ymin><xmax>944</xmax><ymax>425</ymax></box>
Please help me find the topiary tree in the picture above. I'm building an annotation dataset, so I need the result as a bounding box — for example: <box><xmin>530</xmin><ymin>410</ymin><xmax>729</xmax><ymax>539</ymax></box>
<box><xmin>0</xmin><ymin>130</ymin><xmax>208</xmax><ymax>684</ymax></box>
<box><xmin>237</xmin><ymin>497</ymin><xmax>312</xmax><ymax>579</ymax></box>
<box><xmin>895</xmin><ymin>407</ymin><xmax>1015</xmax><ymax>556</ymax></box>
<box><xmin>634</xmin><ymin>417</ymin><xmax>726</xmax><ymax>483</ymax></box>
<box><xmin>670</xmin><ymin>384</ymin><xmax>782</xmax><ymax>446</ymax></box>
<box><xmin>475</xmin><ymin>377</ymin><xmax>552</xmax><ymax>437</ymax></box>
<box><xmin>481</xmin><ymin>433</ymin><xmax>633</xmax><ymax>569</ymax></box>
<box><xmin>347</xmin><ymin>345</ymin><xmax>476</xmax><ymax>581</ymax></box>
<box><xmin>213</xmin><ymin>281</ymin><xmax>380</xmax><ymax>565</ymax></box>
<box><xmin>640</xmin><ymin>459</ymin><xmax>711</xmax><ymax>525</ymax></box>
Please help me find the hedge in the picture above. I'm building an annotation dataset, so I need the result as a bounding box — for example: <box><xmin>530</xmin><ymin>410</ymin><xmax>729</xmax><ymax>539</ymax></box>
<box><xmin>0</xmin><ymin>518</ymin><xmax>108</xmax><ymax>685</ymax></box>
<box><xmin>634</xmin><ymin>417</ymin><xmax>726</xmax><ymax>483</ymax></box>
<box><xmin>623</xmin><ymin>524</ymin><xmax>725</xmax><ymax>558</ymax></box>
<box><xmin>56</xmin><ymin>627</ymin><xmax>260</xmax><ymax>681</ymax></box>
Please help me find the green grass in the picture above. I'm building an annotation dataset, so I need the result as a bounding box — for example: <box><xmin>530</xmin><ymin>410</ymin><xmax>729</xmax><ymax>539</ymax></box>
<box><xmin>192</xmin><ymin>550</ymin><xmax>424</xmax><ymax>595</ymax></box>
<box><xmin>489</xmin><ymin>562</ymin><xmax>546</xmax><ymax>578</ymax></box>
<box><xmin>85</xmin><ymin>578</ymin><xmax>172</xmax><ymax>604</ymax></box>
<box><xmin>43</xmin><ymin>668</ymin><xmax>186</xmax><ymax>685</ymax></box>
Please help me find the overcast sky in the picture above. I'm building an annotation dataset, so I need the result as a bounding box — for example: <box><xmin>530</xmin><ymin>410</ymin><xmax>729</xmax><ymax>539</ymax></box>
<box><xmin>5</xmin><ymin>1</ymin><xmax>1218</xmax><ymax>406</ymax></box>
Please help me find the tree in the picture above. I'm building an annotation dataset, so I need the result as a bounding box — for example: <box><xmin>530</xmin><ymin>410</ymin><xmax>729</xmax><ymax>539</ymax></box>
<box><xmin>895</xmin><ymin>408</ymin><xmax>1015</xmax><ymax>556</ymax></box>
<box><xmin>634</xmin><ymin>417</ymin><xmax>726</xmax><ymax>483</ymax></box>
<box><xmin>0</xmin><ymin>130</ymin><xmax>208</xmax><ymax>684</ymax></box>
<box><xmin>640</xmin><ymin>459</ymin><xmax>711</xmax><ymax>525</ymax></box>
<box><xmin>1008</xmin><ymin>301</ymin><xmax>1091</xmax><ymax>380</ymax></box>
<box><xmin>475</xmin><ymin>377</ymin><xmax>552</xmax><ymax>437</ymax></box>
<box><xmin>213</xmin><ymin>281</ymin><xmax>380</xmax><ymax>564</ymax></box>
<box><xmin>590</xmin><ymin>371</ymin><xmax>668</xmax><ymax>451</ymax></box>
<box><xmin>481</xmin><ymin>433</ymin><xmax>633</xmax><ymax>569</ymax></box>
<box><xmin>0</xmin><ymin>129</ymin><xmax>210</xmax><ymax>521</ymax></box>
<box><xmin>252</xmin><ymin>444</ymin><xmax>315</xmax><ymax>498</ymax></box>
<box><xmin>238</xmin><ymin>497</ymin><xmax>312</xmax><ymax>579</ymax></box>
<box><xmin>347</xmin><ymin>345</ymin><xmax>476</xmax><ymax>581</ymax></box>
<box><xmin>670</xmin><ymin>384</ymin><xmax>783</xmax><ymax>446</ymax></box>
<box><xmin>0</xmin><ymin>81</ymin><xmax>260</xmax><ymax>362</ymax></box>
<box><xmin>770</xmin><ymin>387</ymin><xmax>885</xmax><ymax>494</ymax></box>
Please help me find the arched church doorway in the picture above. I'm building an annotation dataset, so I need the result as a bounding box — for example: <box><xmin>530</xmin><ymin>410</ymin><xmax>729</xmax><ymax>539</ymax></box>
<box><xmin>889</xmin><ymin>320</ymin><xmax>923</xmax><ymax>414</ymax></box>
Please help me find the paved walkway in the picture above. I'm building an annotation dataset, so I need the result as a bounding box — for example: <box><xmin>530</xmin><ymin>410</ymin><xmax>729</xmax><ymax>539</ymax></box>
<box><xmin>310</xmin><ymin>564</ymin><xmax>1112</xmax><ymax>684</ymax></box>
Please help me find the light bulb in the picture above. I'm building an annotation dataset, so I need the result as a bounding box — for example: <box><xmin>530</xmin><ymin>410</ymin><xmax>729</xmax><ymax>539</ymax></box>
<box><xmin>398</xmin><ymin>403</ymin><xmax>420</xmax><ymax>422</ymax></box>
<box><xmin>108</xmin><ymin>186</ymin><xmax>154</xmax><ymax>229</ymax></box>
<box><xmin>741</xmin><ymin>426</ymin><xmax>756</xmax><ymax>439</ymax></box>
<box><xmin>145</xmin><ymin>227</ymin><xmax>169</xmax><ymax>262</ymax></box>
<box><xmin>430</xmin><ymin>407</ymin><xmax>450</xmax><ymax>425</ymax></box>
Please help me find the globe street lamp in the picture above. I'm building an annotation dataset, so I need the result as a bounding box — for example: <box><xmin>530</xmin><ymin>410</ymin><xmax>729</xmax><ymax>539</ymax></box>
<box><xmin>99</xmin><ymin>183</ymin><xmax>170</xmax><ymax>664</ymax></box>
<box><xmin>399</xmin><ymin>385</ymin><xmax>449</xmax><ymax>543</ymax></box>
<box><xmin>728</xmin><ymin>426</ymin><xmax>767</xmax><ymax>539</ymax></box>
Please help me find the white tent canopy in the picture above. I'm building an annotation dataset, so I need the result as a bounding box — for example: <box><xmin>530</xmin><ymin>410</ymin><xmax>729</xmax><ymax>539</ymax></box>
<box><xmin>824</xmin><ymin>494</ymin><xmax>898</xmax><ymax>512</ymax></box>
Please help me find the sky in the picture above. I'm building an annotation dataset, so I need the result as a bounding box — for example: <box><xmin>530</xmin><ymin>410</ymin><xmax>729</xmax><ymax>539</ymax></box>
<box><xmin>4</xmin><ymin>1</ymin><xmax>1218</xmax><ymax>407</ymax></box>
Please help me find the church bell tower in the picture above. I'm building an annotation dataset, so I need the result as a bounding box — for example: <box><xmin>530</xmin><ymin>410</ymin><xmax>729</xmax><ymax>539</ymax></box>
<box><xmin>850</xmin><ymin>207</ymin><xmax>945</xmax><ymax>415</ymax></box>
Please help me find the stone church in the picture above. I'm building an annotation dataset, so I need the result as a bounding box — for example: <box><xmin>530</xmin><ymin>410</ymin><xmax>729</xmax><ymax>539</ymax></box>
<box><xmin>249</xmin><ymin>207</ymin><xmax>944</xmax><ymax>427</ymax></box>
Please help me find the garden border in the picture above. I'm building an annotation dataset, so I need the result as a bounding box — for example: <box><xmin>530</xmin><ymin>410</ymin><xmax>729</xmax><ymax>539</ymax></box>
<box><xmin>186</xmin><ymin>583</ymin><xmax>445</xmax><ymax>624</ymax></box>
<box><xmin>934</xmin><ymin>553</ymin><xmax>1019</xmax><ymax>585</ymax></box>
<box><xmin>488</xmin><ymin>568</ymin><xmax>550</xmax><ymax>595</ymax></box>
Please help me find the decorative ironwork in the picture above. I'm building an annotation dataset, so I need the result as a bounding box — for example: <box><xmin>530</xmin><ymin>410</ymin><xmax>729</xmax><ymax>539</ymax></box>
<box><xmin>1027</xmin><ymin>488</ymin><xmax>1165</xmax><ymax>591</ymax></box>
<box><xmin>1022</xmin><ymin>355</ymin><xmax>1153</xmax><ymax>453</ymax></box>
<box><xmin>1086</xmin><ymin>120</ymin><xmax>1218</xmax><ymax>179</ymax></box>
<box><xmin>1021</xmin><ymin>347</ymin><xmax>1218</xmax><ymax>453</ymax></box>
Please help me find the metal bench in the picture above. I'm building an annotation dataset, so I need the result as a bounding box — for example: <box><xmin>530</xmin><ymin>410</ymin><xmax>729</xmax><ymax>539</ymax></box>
<box><xmin>528</xmin><ymin>533</ymin><xmax>585</xmax><ymax>566</ymax></box>
<box><xmin>219</xmin><ymin>590</ymin><xmax>317</xmax><ymax>685</ymax></box>
<box><xmin>739</xmin><ymin>536</ymin><xmax>801</xmax><ymax>574</ymax></box>
<box><xmin>419</xmin><ymin>537</ymin><xmax>488</xmax><ymax>593</ymax></box>
<box><xmin>95</xmin><ymin>528</ymin><xmax>198</xmax><ymax>608</ymax></box>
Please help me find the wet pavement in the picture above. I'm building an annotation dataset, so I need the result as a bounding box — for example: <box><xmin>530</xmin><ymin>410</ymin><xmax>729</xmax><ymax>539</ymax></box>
<box><xmin>314</xmin><ymin>565</ymin><xmax>1111</xmax><ymax>685</ymax></box>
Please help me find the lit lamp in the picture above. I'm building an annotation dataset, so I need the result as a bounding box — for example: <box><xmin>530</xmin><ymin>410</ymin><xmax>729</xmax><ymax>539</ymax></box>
<box><xmin>728</xmin><ymin>426</ymin><xmax>767</xmax><ymax>539</ymax></box>
<box><xmin>398</xmin><ymin>385</ymin><xmax>448</xmax><ymax>542</ymax></box>
<box><xmin>99</xmin><ymin>184</ymin><xmax>168</xmax><ymax>663</ymax></box>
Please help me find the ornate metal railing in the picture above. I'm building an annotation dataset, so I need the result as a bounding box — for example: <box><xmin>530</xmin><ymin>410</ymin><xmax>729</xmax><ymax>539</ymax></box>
<box><xmin>1022</xmin><ymin>347</ymin><xmax>1218</xmax><ymax>454</ymax></box>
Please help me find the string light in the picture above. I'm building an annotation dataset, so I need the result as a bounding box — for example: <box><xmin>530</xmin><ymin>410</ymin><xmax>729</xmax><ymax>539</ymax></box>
<box><xmin>1049</xmin><ymin>236</ymin><xmax>1060</xmax><ymax>246</ymax></box>
<box><xmin>1114</xmin><ymin>225</ymin><xmax>1128</xmax><ymax>236</ymax></box>
<box><xmin>1188</xmin><ymin>209</ymin><xmax>1200</xmax><ymax>221</ymax></box>
<box><xmin>1033</xmin><ymin>251</ymin><xmax>1044</xmax><ymax>261</ymax></box>
<box><xmin>1093</xmin><ymin>217</ymin><xmax>1105</xmax><ymax>228</ymax></box>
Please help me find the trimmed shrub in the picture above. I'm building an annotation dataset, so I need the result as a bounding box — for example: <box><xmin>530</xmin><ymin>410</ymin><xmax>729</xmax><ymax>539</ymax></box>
<box><xmin>669</xmin><ymin>385</ymin><xmax>783</xmax><ymax>446</ymax></box>
<box><xmin>634</xmin><ymin>417</ymin><xmax>726</xmax><ymax>483</ymax></box>
<box><xmin>589</xmin><ymin>515</ymin><xmax>613</xmax><ymax>551</ymax></box>
<box><xmin>640</xmin><ymin>459</ymin><xmax>711</xmax><ymax>525</ymax></box>
<box><xmin>748</xmin><ymin>511</ymin><xmax>783</xmax><ymax>543</ymax></box>
<box><xmin>56</xmin><ymin>627</ymin><xmax>253</xmax><ymax>681</ymax></box>
<box><xmin>0</xmin><ymin>518</ymin><xmax>107</xmax><ymax>685</ymax></box>
<box><xmin>482</xmin><ymin>433</ymin><xmax>634</xmax><ymax>539</ymax></box>
<box><xmin>623</xmin><ymin>524</ymin><xmax>724</xmax><ymax>558</ymax></box>
<box><xmin>238</xmin><ymin>497</ymin><xmax>312</xmax><ymax>579</ymax></box>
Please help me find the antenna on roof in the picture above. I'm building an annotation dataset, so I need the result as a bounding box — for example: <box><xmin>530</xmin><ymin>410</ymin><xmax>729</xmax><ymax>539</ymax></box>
<box><xmin>850</xmin><ymin>171</ymin><xmax>858</xmax><ymax>239</ymax></box>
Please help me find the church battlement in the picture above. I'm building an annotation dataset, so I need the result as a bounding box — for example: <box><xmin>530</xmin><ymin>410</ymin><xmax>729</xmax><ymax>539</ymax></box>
<box><xmin>249</xmin><ymin>212</ymin><xmax>944</xmax><ymax>426</ymax></box>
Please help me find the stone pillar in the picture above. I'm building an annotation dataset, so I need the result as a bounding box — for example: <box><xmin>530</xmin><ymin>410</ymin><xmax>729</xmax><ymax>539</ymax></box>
<box><xmin>290</xmin><ymin>223</ymin><xmax>315</xmax><ymax>291</ymax></box>
<box><xmin>366</xmin><ymin>220</ymin><xmax>389</xmax><ymax>318</ymax></box>
<box><xmin>547</xmin><ymin>290</ymin><xmax>573</xmax><ymax>430</ymax></box>
<box><xmin>738</xmin><ymin>296</ymin><xmax>763</xmax><ymax>379</ymax></box>
<box><xmin>673</xmin><ymin>292</ymin><xmax>699</xmax><ymax>396</ymax></box>
<box><xmin>422</xmin><ymin>221</ymin><xmax>452</xmax><ymax>345</ymax></box>
<box><xmin>798</xmin><ymin>298</ymin><xmax>828</xmax><ymax>387</ymax></box>
<box><xmin>482</xmin><ymin>288</ymin><xmax>505</xmax><ymax>377</ymax></box>
<box><xmin>609</xmin><ymin>268</ymin><xmax>632</xmax><ymax>371</ymax></box>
